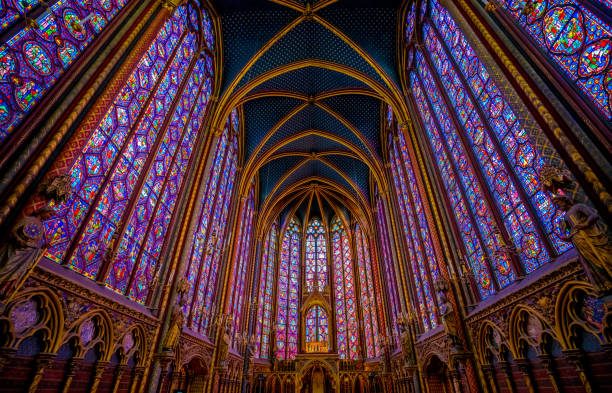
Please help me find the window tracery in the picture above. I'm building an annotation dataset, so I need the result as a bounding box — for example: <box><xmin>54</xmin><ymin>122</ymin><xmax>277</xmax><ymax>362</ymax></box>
<box><xmin>254</xmin><ymin>221</ymin><xmax>278</xmax><ymax>359</ymax></box>
<box><xmin>276</xmin><ymin>217</ymin><xmax>300</xmax><ymax>360</ymax></box>
<box><xmin>305</xmin><ymin>218</ymin><xmax>327</xmax><ymax>293</ymax></box>
<box><xmin>42</xmin><ymin>6</ymin><xmax>216</xmax><ymax>305</ymax></box>
<box><xmin>331</xmin><ymin>216</ymin><xmax>358</xmax><ymax>359</ymax></box>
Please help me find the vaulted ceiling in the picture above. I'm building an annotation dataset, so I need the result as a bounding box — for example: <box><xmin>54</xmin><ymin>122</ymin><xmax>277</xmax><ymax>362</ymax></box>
<box><xmin>210</xmin><ymin>0</ymin><xmax>406</xmax><ymax>230</ymax></box>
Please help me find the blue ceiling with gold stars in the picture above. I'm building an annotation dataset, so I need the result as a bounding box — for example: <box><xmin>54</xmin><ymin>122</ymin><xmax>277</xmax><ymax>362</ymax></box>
<box><xmin>212</xmin><ymin>0</ymin><xmax>402</xmax><ymax>219</ymax></box>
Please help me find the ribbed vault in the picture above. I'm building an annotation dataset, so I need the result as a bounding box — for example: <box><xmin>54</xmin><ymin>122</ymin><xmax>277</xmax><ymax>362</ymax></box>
<box><xmin>211</xmin><ymin>0</ymin><xmax>406</xmax><ymax>229</ymax></box>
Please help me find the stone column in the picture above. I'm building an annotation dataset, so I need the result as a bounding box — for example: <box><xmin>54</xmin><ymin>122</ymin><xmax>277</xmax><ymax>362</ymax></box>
<box><xmin>538</xmin><ymin>355</ymin><xmax>561</xmax><ymax>393</ymax></box>
<box><xmin>61</xmin><ymin>358</ymin><xmax>82</xmax><ymax>393</ymax></box>
<box><xmin>563</xmin><ymin>349</ymin><xmax>593</xmax><ymax>393</ymax></box>
<box><xmin>89</xmin><ymin>360</ymin><xmax>109</xmax><ymax>393</ymax></box>
<box><xmin>27</xmin><ymin>353</ymin><xmax>55</xmax><ymax>393</ymax></box>
<box><xmin>111</xmin><ymin>365</ymin><xmax>127</xmax><ymax>393</ymax></box>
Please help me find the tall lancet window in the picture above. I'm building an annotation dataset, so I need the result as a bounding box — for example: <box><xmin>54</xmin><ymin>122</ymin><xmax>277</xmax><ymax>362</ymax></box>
<box><xmin>254</xmin><ymin>221</ymin><xmax>278</xmax><ymax>358</ymax></box>
<box><xmin>0</xmin><ymin>0</ymin><xmax>132</xmax><ymax>142</ymax></box>
<box><xmin>42</xmin><ymin>6</ymin><xmax>215</xmax><ymax>304</ymax></box>
<box><xmin>276</xmin><ymin>217</ymin><xmax>300</xmax><ymax>360</ymax></box>
<box><xmin>388</xmin><ymin>119</ymin><xmax>439</xmax><ymax>331</ymax></box>
<box><xmin>331</xmin><ymin>216</ymin><xmax>359</xmax><ymax>359</ymax></box>
<box><xmin>407</xmin><ymin>0</ymin><xmax>571</xmax><ymax>298</ymax></box>
<box><xmin>305</xmin><ymin>305</ymin><xmax>329</xmax><ymax>353</ymax></box>
<box><xmin>305</xmin><ymin>218</ymin><xmax>327</xmax><ymax>292</ymax></box>
<box><xmin>375</xmin><ymin>194</ymin><xmax>401</xmax><ymax>346</ymax></box>
<box><xmin>182</xmin><ymin>109</ymin><xmax>239</xmax><ymax>333</ymax></box>
<box><xmin>494</xmin><ymin>0</ymin><xmax>612</xmax><ymax>119</ymax></box>
<box><xmin>355</xmin><ymin>224</ymin><xmax>380</xmax><ymax>358</ymax></box>
<box><xmin>227</xmin><ymin>181</ymin><xmax>255</xmax><ymax>347</ymax></box>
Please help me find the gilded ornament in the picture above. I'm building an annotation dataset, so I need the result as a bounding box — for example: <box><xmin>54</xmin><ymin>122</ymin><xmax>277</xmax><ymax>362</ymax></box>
<box><xmin>39</xmin><ymin>174</ymin><xmax>73</xmax><ymax>205</ymax></box>
<box><xmin>538</xmin><ymin>165</ymin><xmax>573</xmax><ymax>195</ymax></box>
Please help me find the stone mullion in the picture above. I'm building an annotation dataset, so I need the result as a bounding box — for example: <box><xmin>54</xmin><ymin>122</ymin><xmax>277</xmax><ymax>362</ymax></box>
<box><xmin>430</xmin><ymin>21</ymin><xmax>556</xmax><ymax>259</ymax></box>
<box><xmin>60</xmin><ymin>28</ymin><xmax>189</xmax><ymax>272</ymax></box>
<box><xmin>350</xmin><ymin>225</ymin><xmax>367</xmax><ymax>360</ymax></box>
<box><xmin>420</xmin><ymin>45</ymin><xmax>525</xmax><ymax>280</ymax></box>
<box><xmin>413</xmin><ymin>67</ymin><xmax>501</xmax><ymax>292</ymax></box>
<box><xmin>451</xmin><ymin>0</ymin><xmax>612</xmax><ymax>218</ymax></box>
<box><xmin>240</xmin><ymin>235</ymin><xmax>263</xmax><ymax>393</ymax></box>
<box><xmin>407</xmin><ymin>92</ymin><xmax>482</xmax><ymax>303</ymax></box>
<box><xmin>379</xmin><ymin>191</ymin><xmax>411</xmax><ymax>317</ymax></box>
<box><xmin>186</xmin><ymin>133</ymin><xmax>232</xmax><ymax>325</ymax></box>
<box><xmin>206</xmin><ymin>166</ymin><xmax>243</xmax><ymax>337</ymax></box>
<box><xmin>400</xmin><ymin>139</ymin><xmax>442</xmax><ymax>323</ymax></box>
<box><xmin>98</xmin><ymin>49</ymin><xmax>204</xmax><ymax>286</ymax></box>
<box><xmin>0</xmin><ymin>0</ymin><xmax>164</xmax><ymax>225</ymax></box>
<box><xmin>206</xmin><ymin>186</ymin><xmax>249</xmax><ymax>392</ymax></box>
<box><xmin>383</xmin><ymin>157</ymin><xmax>424</xmax><ymax>327</ymax></box>
<box><xmin>391</xmin><ymin>141</ymin><xmax>437</xmax><ymax>327</ymax></box>
<box><xmin>485</xmin><ymin>0</ymin><xmax>612</xmax><ymax>143</ymax></box>
<box><xmin>368</xmin><ymin>230</ymin><xmax>389</xmax><ymax>355</ymax></box>
<box><xmin>239</xmin><ymin>207</ymin><xmax>258</xmax><ymax>342</ymax></box>
<box><xmin>373</xmin><ymin>198</ymin><xmax>401</xmax><ymax>340</ymax></box>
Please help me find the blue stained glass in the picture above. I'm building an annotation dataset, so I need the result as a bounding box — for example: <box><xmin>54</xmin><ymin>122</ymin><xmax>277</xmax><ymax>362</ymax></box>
<box><xmin>497</xmin><ymin>0</ymin><xmax>612</xmax><ymax>119</ymax></box>
<box><xmin>276</xmin><ymin>217</ymin><xmax>300</xmax><ymax>360</ymax></box>
<box><xmin>430</xmin><ymin>0</ymin><xmax>571</xmax><ymax>256</ymax></box>
<box><xmin>416</xmin><ymin>49</ymin><xmax>517</xmax><ymax>288</ymax></box>
<box><xmin>43</xmin><ymin>9</ymin><xmax>188</xmax><ymax>266</ymax></box>
<box><xmin>0</xmin><ymin>0</ymin><xmax>133</xmax><ymax>142</ymax></box>
<box><xmin>255</xmin><ymin>222</ymin><xmax>277</xmax><ymax>358</ymax></box>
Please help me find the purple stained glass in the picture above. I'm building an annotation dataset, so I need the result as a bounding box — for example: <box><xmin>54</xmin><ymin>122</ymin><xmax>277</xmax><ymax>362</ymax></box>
<box><xmin>228</xmin><ymin>182</ymin><xmax>255</xmax><ymax>348</ymax></box>
<box><xmin>406</xmin><ymin>2</ymin><xmax>416</xmax><ymax>41</ymax></box>
<box><xmin>43</xmin><ymin>8</ymin><xmax>189</xmax><ymax>268</ymax></box>
<box><xmin>305</xmin><ymin>305</ymin><xmax>328</xmax><ymax>350</ymax></box>
<box><xmin>182</xmin><ymin>111</ymin><xmax>238</xmax><ymax>334</ymax></box>
<box><xmin>389</xmin><ymin>138</ymin><xmax>437</xmax><ymax>330</ymax></box>
<box><xmin>104</xmin><ymin>55</ymin><xmax>210</xmax><ymax>302</ymax></box>
<box><xmin>255</xmin><ymin>221</ymin><xmax>277</xmax><ymax>358</ymax></box>
<box><xmin>305</xmin><ymin>218</ymin><xmax>326</xmax><ymax>292</ymax></box>
<box><xmin>66</xmin><ymin>32</ymin><xmax>197</xmax><ymax>279</ymax></box>
<box><xmin>376</xmin><ymin>197</ymin><xmax>401</xmax><ymax>347</ymax></box>
<box><xmin>0</xmin><ymin>0</ymin><xmax>132</xmax><ymax>142</ymax></box>
<box><xmin>430</xmin><ymin>0</ymin><xmax>570</xmax><ymax>256</ymax></box>
<box><xmin>331</xmin><ymin>217</ymin><xmax>359</xmax><ymax>359</ymax></box>
<box><xmin>355</xmin><ymin>225</ymin><xmax>380</xmax><ymax>358</ymax></box>
<box><xmin>496</xmin><ymin>0</ymin><xmax>612</xmax><ymax>119</ymax></box>
<box><xmin>411</xmin><ymin>60</ymin><xmax>498</xmax><ymax>296</ymax></box>
<box><xmin>423</xmin><ymin>22</ymin><xmax>550</xmax><ymax>273</ymax></box>
<box><xmin>276</xmin><ymin>217</ymin><xmax>300</xmax><ymax>360</ymax></box>
<box><xmin>10</xmin><ymin>299</ymin><xmax>39</xmax><ymax>334</ymax></box>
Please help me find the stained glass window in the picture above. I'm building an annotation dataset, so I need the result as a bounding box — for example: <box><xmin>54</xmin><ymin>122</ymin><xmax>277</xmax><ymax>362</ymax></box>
<box><xmin>254</xmin><ymin>221</ymin><xmax>278</xmax><ymax>358</ymax></box>
<box><xmin>330</xmin><ymin>216</ymin><xmax>358</xmax><ymax>359</ymax></box>
<box><xmin>227</xmin><ymin>181</ymin><xmax>255</xmax><ymax>348</ymax></box>
<box><xmin>305</xmin><ymin>218</ymin><xmax>327</xmax><ymax>292</ymax></box>
<box><xmin>496</xmin><ymin>0</ymin><xmax>612</xmax><ymax>119</ymax></box>
<box><xmin>388</xmin><ymin>131</ymin><xmax>438</xmax><ymax>330</ymax></box>
<box><xmin>406</xmin><ymin>0</ymin><xmax>572</xmax><ymax>298</ymax></box>
<box><xmin>276</xmin><ymin>217</ymin><xmax>300</xmax><ymax>360</ymax></box>
<box><xmin>42</xmin><ymin>7</ymin><xmax>216</xmax><ymax>305</ymax></box>
<box><xmin>182</xmin><ymin>109</ymin><xmax>239</xmax><ymax>333</ymax></box>
<box><xmin>375</xmin><ymin>196</ymin><xmax>401</xmax><ymax>347</ymax></box>
<box><xmin>429</xmin><ymin>0</ymin><xmax>569</xmax><ymax>256</ymax></box>
<box><xmin>355</xmin><ymin>224</ymin><xmax>380</xmax><ymax>358</ymax></box>
<box><xmin>0</xmin><ymin>0</ymin><xmax>131</xmax><ymax>142</ymax></box>
<box><xmin>305</xmin><ymin>305</ymin><xmax>329</xmax><ymax>352</ymax></box>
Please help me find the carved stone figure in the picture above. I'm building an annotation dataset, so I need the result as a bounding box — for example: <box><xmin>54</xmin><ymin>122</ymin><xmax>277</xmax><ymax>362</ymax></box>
<box><xmin>396</xmin><ymin>317</ymin><xmax>413</xmax><ymax>365</ymax></box>
<box><xmin>435</xmin><ymin>280</ymin><xmax>462</xmax><ymax>350</ymax></box>
<box><xmin>0</xmin><ymin>206</ymin><xmax>55</xmax><ymax>298</ymax></box>
<box><xmin>217</xmin><ymin>322</ymin><xmax>231</xmax><ymax>367</ymax></box>
<box><xmin>554</xmin><ymin>194</ymin><xmax>612</xmax><ymax>294</ymax></box>
<box><xmin>162</xmin><ymin>303</ymin><xmax>185</xmax><ymax>352</ymax></box>
<box><xmin>538</xmin><ymin>165</ymin><xmax>573</xmax><ymax>195</ymax></box>
<box><xmin>39</xmin><ymin>174</ymin><xmax>73</xmax><ymax>205</ymax></box>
